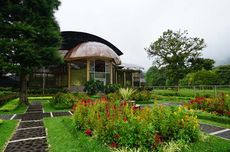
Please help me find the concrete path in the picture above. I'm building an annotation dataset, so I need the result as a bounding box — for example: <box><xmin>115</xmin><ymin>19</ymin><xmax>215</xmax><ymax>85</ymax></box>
<box><xmin>2</xmin><ymin>102</ymin><xmax>72</xmax><ymax>152</ymax></box>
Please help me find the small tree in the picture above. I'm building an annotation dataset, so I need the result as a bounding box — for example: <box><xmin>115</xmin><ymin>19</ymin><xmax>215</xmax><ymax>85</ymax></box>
<box><xmin>0</xmin><ymin>1</ymin><xmax>62</xmax><ymax>104</ymax></box>
<box><xmin>146</xmin><ymin>29</ymin><xmax>206</xmax><ymax>85</ymax></box>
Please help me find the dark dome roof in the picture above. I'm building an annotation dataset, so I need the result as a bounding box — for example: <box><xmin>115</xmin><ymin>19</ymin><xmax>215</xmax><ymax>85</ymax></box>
<box><xmin>61</xmin><ymin>31</ymin><xmax>123</xmax><ymax>56</ymax></box>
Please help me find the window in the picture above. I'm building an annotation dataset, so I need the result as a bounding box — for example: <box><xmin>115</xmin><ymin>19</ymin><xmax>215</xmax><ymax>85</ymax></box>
<box><xmin>90</xmin><ymin>60</ymin><xmax>111</xmax><ymax>85</ymax></box>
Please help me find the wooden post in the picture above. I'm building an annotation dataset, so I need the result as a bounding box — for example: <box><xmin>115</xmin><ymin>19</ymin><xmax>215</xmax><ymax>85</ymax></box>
<box><xmin>110</xmin><ymin>63</ymin><xmax>113</xmax><ymax>84</ymax></box>
<box><xmin>87</xmin><ymin>59</ymin><xmax>90</xmax><ymax>81</ymax></box>
<box><xmin>68</xmin><ymin>63</ymin><xmax>71</xmax><ymax>90</ymax></box>
<box><xmin>124</xmin><ymin>71</ymin><xmax>126</xmax><ymax>87</ymax></box>
<box><xmin>131</xmin><ymin>72</ymin><xmax>134</xmax><ymax>88</ymax></box>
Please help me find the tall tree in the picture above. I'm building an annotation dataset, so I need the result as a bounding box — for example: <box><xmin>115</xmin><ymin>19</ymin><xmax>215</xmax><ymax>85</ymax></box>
<box><xmin>188</xmin><ymin>57</ymin><xmax>215</xmax><ymax>71</ymax></box>
<box><xmin>146</xmin><ymin>29</ymin><xmax>206</xmax><ymax>85</ymax></box>
<box><xmin>0</xmin><ymin>0</ymin><xmax>62</xmax><ymax>104</ymax></box>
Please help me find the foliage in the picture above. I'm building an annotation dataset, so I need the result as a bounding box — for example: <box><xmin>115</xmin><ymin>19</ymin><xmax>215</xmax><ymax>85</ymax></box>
<box><xmin>214</xmin><ymin>65</ymin><xmax>230</xmax><ymax>85</ymax></box>
<box><xmin>50</xmin><ymin>93</ymin><xmax>75</xmax><ymax>109</ymax></box>
<box><xmin>84</xmin><ymin>80</ymin><xmax>104</xmax><ymax>95</ymax></box>
<box><xmin>107</xmin><ymin>92</ymin><xmax>122</xmax><ymax>103</ymax></box>
<box><xmin>0</xmin><ymin>92</ymin><xmax>18</xmax><ymax>106</ymax></box>
<box><xmin>179</xmin><ymin>70</ymin><xmax>218</xmax><ymax>85</ymax></box>
<box><xmin>145</xmin><ymin>66</ymin><xmax>167</xmax><ymax>86</ymax></box>
<box><xmin>185</xmin><ymin>94</ymin><xmax>230</xmax><ymax>116</ymax></box>
<box><xmin>28</xmin><ymin>88</ymin><xmax>68</xmax><ymax>95</ymax></box>
<box><xmin>188</xmin><ymin>58</ymin><xmax>215</xmax><ymax>72</ymax></box>
<box><xmin>0</xmin><ymin>98</ymin><xmax>19</xmax><ymax>112</ymax></box>
<box><xmin>104</xmin><ymin>84</ymin><xmax>121</xmax><ymax>94</ymax></box>
<box><xmin>119</xmin><ymin>88</ymin><xmax>136</xmax><ymax>101</ymax></box>
<box><xmin>146</xmin><ymin>29</ymin><xmax>206</xmax><ymax>85</ymax></box>
<box><xmin>0</xmin><ymin>119</ymin><xmax>3</xmax><ymax>125</ymax></box>
<box><xmin>73</xmin><ymin>98</ymin><xmax>201</xmax><ymax>150</ymax></box>
<box><xmin>44</xmin><ymin>117</ymin><xmax>109</xmax><ymax>152</ymax></box>
<box><xmin>0</xmin><ymin>0</ymin><xmax>62</xmax><ymax>104</ymax></box>
<box><xmin>132</xmin><ymin>90</ymin><xmax>153</xmax><ymax>101</ymax></box>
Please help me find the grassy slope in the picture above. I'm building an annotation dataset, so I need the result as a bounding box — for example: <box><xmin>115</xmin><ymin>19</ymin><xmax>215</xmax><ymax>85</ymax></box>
<box><xmin>0</xmin><ymin>120</ymin><xmax>18</xmax><ymax>151</ymax></box>
<box><xmin>188</xmin><ymin>135</ymin><xmax>230</xmax><ymax>152</ymax></box>
<box><xmin>44</xmin><ymin>117</ymin><xmax>109</xmax><ymax>152</ymax></box>
<box><xmin>0</xmin><ymin>103</ymin><xmax>27</xmax><ymax>114</ymax></box>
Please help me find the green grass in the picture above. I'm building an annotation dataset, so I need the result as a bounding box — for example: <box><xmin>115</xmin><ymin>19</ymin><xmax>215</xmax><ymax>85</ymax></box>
<box><xmin>195</xmin><ymin>111</ymin><xmax>230</xmax><ymax>125</ymax></box>
<box><xmin>0</xmin><ymin>120</ymin><xmax>18</xmax><ymax>151</ymax></box>
<box><xmin>28</xmin><ymin>96</ymin><xmax>53</xmax><ymax>100</ymax></box>
<box><xmin>188</xmin><ymin>135</ymin><xmax>230</xmax><ymax>152</ymax></box>
<box><xmin>44</xmin><ymin>117</ymin><xmax>109</xmax><ymax>152</ymax></box>
<box><xmin>0</xmin><ymin>98</ymin><xmax>27</xmax><ymax>114</ymax></box>
<box><xmin>41</xmin><ymin>100</ymin><xmax>71</xmax><ymax>112</ymax></box>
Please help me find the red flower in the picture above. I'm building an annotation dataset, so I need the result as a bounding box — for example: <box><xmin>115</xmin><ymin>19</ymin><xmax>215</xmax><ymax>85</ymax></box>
<box><xmin>85</xmin><ymin>129</ymin><xmax>92</xmax><ymax>136</ymax></box>
<box><xmin>110</xmin><ymin>142</ymin><xmax>118</xmax><ymax>148</ymax></box>
<box><xmin>154</xmin><ymin>133</ymin><xmax>163</xmax><ymax>145</ymax></box>
<box><xmin>123</xmin><ymin>117</ymin><xmax>127</xmax><ymax>122</ymax></box>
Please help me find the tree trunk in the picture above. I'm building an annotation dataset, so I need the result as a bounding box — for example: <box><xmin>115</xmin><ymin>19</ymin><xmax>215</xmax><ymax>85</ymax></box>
<box><xmin>20</xmin><ymin>72</ymin><xmax>29</xmax><ymax>105</ymax></box>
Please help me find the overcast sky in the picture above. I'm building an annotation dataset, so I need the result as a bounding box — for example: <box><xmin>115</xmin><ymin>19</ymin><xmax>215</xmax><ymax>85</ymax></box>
<box><xmin>55</xmin><ymin>0</ymin><xmax>230</xmax><ymax>70</ymax></box>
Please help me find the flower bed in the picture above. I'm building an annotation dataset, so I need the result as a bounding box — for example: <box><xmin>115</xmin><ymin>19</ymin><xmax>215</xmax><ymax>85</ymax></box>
<box><xmin>186</xmin><ymin>93</ymin><xmax>230</xmax><ymax>116</ymax></box>
<box><xmin>73</xmin><ymin>97</ymin><xmax>201</xmax><ymax>150</ymax></box>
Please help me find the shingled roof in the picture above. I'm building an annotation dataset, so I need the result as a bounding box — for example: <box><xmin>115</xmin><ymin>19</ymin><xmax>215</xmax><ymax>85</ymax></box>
<box><xmin>61</xmin><ymin>31</ymin><xmax>123</xmax><ymax>56</ymax></box>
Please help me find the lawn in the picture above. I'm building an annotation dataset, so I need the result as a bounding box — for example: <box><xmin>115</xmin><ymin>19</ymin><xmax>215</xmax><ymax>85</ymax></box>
<box><xmin>44</xmin><ymin>116</ymin><xmax>230</xmax><ymax>152</ymax></box>
<box><xmin>0</xmin><ymin>98</ymin><xmax>27</xmax><ymax>114</ymax></box>
<box><xmin>189</xmin><ymin>135</ymin><xmax>230</xmax><ymax>152</ymax></box>
<box><xmin>0</xmin><ymin>120</ymin><xmax>18</xmax><ymax>152</ymax></box>
<box><xmin>44</xmin><ymin>116</ymin><xmax>109</xmax><ymax>152</ymax></box>
<box><xmin>41</xmin><ymin>100</ymin><xmax>71</xmax><ymax>112</ymax></box>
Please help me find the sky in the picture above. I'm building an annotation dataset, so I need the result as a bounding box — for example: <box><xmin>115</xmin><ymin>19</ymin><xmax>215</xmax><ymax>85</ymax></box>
<box><xmin>55</xmin><ymin>0</ymin><xmax>230</xmax><ymax>71</ymax></box>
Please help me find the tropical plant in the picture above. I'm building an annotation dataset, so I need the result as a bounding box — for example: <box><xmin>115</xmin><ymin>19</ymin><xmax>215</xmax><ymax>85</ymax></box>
<box><xmin>119</xmin><ymin>88</ymin><xmax>136</xmax><ymax>101</ymax></box>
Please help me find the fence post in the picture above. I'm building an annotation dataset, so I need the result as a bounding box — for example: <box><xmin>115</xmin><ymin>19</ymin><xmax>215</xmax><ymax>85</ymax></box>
<box><xmin>214</xmin><ymin>85</ymin><xmax>217</xmax><ymax>97</ymax></box>
<box><xmin>193</xmin><ymin>86</ymin><xmax>196</xmax><ymax>98</ymax></box>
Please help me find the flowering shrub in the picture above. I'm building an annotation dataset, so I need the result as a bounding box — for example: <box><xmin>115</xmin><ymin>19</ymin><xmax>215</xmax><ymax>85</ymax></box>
<box><xmin>186</xmin><ymin>93</ymin><xmax>230</xmax><ymax>116</ymax></box>
<box><xmin>73</xmin><ymin>98</ymin><xmax>201</xmax><ymax>150</ymax></box>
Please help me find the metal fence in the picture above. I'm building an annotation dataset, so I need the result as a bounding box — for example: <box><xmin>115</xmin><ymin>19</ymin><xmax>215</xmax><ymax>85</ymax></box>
<box><xmin>141</xmin><ymin>85</ymin><xmax>230</xmax><ymax>98</ymax></box>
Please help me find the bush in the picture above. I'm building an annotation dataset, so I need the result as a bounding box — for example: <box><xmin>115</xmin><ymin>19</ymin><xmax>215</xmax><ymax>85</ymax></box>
<box><xmin>0</xmin><ymin>98</ymin><xmax>19</xmax><ymax>112</ymax></box>
<box><xmin>28</xmin><ymin>88</ymin><xmax>68</xmax><ymax>95</ymax></box>
<box><xmin>107</xmin><ymin>92</ymin><xmax>121</xmax><ymax>103</ymax></box>
<box><xmin>185</xmin><ymin>93</ymin><xmax>230</xmax><ymax>116</ymax></box>
<box><xmin>50</xmin><ymin>93</ymin><xmax>76</xmax><ymax>109</ymax></box>
<box><xmin>73</xmin><ymin>98</ymin><xmax>201</xmax><ymax>150</ymax></box>
<box><xmin>84</xmin><ymin>80</ymin><xmax>104</xmax><ymax>95</ymax></box>
<box><xmin>104</xmin><ymin>84</ymin><xmax>121</xmax><ymax>94</ymax></box>
<box><xmin>132</xmin><ymin>90</ymin><xmax>152</xmax><ymax>101</ymax></box>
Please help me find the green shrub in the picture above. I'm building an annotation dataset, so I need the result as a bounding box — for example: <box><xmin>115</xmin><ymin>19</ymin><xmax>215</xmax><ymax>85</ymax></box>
<box><xmin>107</xmin><ymin>92</ymin><xmax>121</xmax><ymax>103</ymax></box>
<box><xmin>50</xmin><ymin>93</ymin><xmax>75</xmax><ymax>109</ymax></box>
<box><xmin>84</xmin><ymin>80</ymin><xmax>104</xmax><ymax>95</ymax></box>
<box><xmin>132</xmin><ymin>90</ymin><xmax>152</xmax><ymax>101</ymax></box>
<box><xmin>0</xmin><ymin>93</ymin><xmax>18</xmax><ymax>106</ymax></box>
<box><xmin>104</xmin><ymin>84</ymin><xmax>121</xmax><ymax>94</ymax></box>
<box><xmin>0</xmin><ymin>98</ymin><xmax>19</xmax><ymax>112</ymax></box>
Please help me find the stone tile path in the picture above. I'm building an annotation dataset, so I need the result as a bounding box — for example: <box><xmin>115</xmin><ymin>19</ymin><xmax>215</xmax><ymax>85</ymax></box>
<box><xmin>2</xmin><ymin>102</ymin><xmax>72</xmax><ymax>152</ymax></box>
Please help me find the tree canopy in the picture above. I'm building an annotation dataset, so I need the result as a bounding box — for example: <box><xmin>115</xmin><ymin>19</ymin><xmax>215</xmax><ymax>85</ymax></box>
<box><xmin>146</xmin><ymin>29</ymin><xmax>206</xmax><ymax>85</ymax></box>
<box><xmin>0</xmin><ymin>0</ymin><xmax>62</xmax><ymax>104</ymax></box>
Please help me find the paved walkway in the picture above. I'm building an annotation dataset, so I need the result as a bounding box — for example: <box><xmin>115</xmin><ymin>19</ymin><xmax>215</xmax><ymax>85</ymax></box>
<box><xmin>2</xmin><ymin>102</ymin><xmax>72</xmax><ymax>152</ymax></box>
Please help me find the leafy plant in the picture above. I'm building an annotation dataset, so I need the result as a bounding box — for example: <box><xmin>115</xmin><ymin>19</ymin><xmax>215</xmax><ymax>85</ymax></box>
<box><xmin>84</xmin><ymin>80</ymin><xmax>104</xmax><ymax>95</ymax></box>
<box><xmin>104</xmin><ymin>84</ymin><xmax>121</xmax><ymax>94</ymax></box>
<box><xmin>132</xmin><ymin>90</ymin><xmax>152</xmax><ymax>101</ymax></box>
<box><xmin>119</xmin><ymin>88</ymin><xmax>136</xmax><ymax>101</ymax></box>
<box><xmin>50</xmin><ymin>93</ymin><xmax>75</xmax><ymax>109</ymax></box>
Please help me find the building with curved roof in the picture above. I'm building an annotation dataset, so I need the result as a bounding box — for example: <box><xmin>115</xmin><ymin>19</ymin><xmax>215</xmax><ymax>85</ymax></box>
<box><xmin>29</xmin><ymin>31</ymin><xmax>144</xmax><ymax>90</ymax></box>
